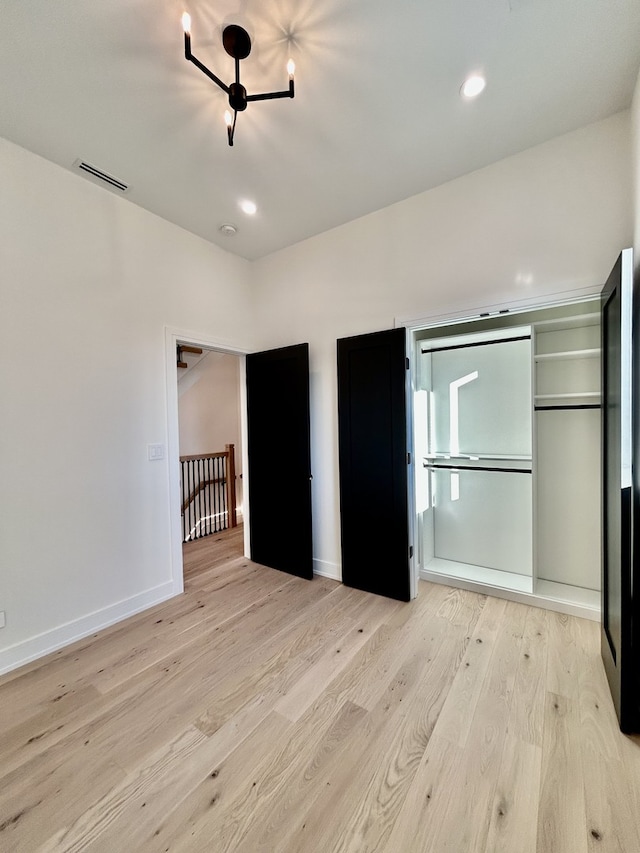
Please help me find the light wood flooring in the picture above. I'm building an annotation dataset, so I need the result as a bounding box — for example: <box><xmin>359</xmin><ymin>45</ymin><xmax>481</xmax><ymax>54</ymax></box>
<box><xmin>2</xmin><ymin>530</ymin><xmax>640</xmax><ymax>852</ymax></box>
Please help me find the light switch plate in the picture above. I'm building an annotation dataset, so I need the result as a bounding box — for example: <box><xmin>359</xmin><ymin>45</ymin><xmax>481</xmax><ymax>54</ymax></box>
<box><xmin>148</xmin><ymin>444</ymin><xmax>165</xmax><ymax>461</ymax></box>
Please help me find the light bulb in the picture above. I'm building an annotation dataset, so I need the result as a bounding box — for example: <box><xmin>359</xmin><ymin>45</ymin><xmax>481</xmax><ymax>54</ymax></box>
<box><xmin>287</xmin><ymin>58</ymin><xmax>295</xmax><ymax>79</ymax></box>
<box><xmin>224</xmin><ymin>110</ymin><xmax>233</xmax><ymax>127</ymax></box>
<box><xmin>181</xmin><ymin>12</ymin><xmax>191</xmax><ymax>34</ymax></box>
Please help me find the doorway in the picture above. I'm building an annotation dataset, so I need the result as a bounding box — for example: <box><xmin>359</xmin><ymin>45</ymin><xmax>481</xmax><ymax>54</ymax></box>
<box><xmin>177</xmin><ymin>346</ymin><xmax>245</xmax><ymax>575</ymax></box>
<box><xmin>165</xmin><ymin>329</ymin><xmax>250</xmax><ymax>596</ymax></box>
<box><xmin>166</xmin><ymin>329</ymin><xmax>314</xmax><ymax>593</ymax></box>
<box><xmin>178</xmin><ymin>349</ymin><xmax>244</xmax><ymax>538</ymax></box>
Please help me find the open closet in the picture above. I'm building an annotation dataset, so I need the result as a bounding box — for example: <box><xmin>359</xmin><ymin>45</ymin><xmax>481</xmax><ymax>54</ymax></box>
<box><xmin>414</xmin><ymin>298</ymin><xmax>601</xmax><ymax>618</ymax></box>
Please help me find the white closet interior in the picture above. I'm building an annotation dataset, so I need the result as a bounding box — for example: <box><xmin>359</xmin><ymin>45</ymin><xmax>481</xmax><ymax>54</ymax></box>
<box><xmin>414</xmin><ymin>298</ymin><xmax>601</xmax><ymax>619</ymax></box>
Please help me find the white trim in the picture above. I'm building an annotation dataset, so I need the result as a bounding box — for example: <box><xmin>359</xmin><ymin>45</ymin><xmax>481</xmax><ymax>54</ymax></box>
<box><xmin>313</xmin><ymin>559</ymin><xmax>341</xmax><ymax>581</ymax></box>
<box><xmin>164</xmin><ymin>326</ymin><xmax>251</xmax><ymax>598</ymax></box>
<box><xmin>0</xmin><ymin>582</ymin><xmax>174</xmax><ymax>676</ymax></box>
<box><xmin>171</xmin><ymin>326</ymin><xmax>250</xmax><ymax>356</ymax></box>
<box><xmin>620</xmin><ymin>248</ymin><xmax>633</xmax><ymax>489</ymax></box>
<box><xmin>395</xmin><ymin>284</ymin><xmax>602</xmax><ymax>332</ymax></box>
<box><xmin>405</xmin><ymin>331</ymin><xmax>418</xmax><ymax>600</ymax></box>
<box><xmin>238</xmin><ymin>356</ymin><xmax>251</xmax><ymax>559</ymax></box>
<box><xmin>165</xmin><ymin>327</ymin><xmax>185</xmax><ymax>597</ymax></box>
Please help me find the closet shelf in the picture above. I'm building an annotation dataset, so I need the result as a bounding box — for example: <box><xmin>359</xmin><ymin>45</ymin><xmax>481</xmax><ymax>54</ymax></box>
<box><xmin>534</xmin><ymin>392</ymin><xmax>600</xmax><ymax>401</ymax></box>
<box><xmin>534</xmin><ymin>348</ymin><xmax>600</xmax><ymax>362</ymax></box>
<box><xmin>424</xmin><ymin>454</ymin><xmax>532</xmax><ymax>462</ymax></box>
<box><xmin>534</xmin><ymin>312</ymin><xmax>599</xmax><ymax>332</ymax></box>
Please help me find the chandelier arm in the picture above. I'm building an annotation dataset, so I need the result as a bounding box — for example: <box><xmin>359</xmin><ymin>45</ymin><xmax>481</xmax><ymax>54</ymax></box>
<box><xmin>246</xmin><ymin>83</ymin><xmax>294</xmax><ymax>103</ymax></box>
<box><xmin>184</xmin><ymin>40</ymin><xmax>230</xmax><ymax>95</ymax></box>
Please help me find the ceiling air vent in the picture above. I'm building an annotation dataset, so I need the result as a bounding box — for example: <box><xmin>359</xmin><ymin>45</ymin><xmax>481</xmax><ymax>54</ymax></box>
<box><xmin>73</xmin><ymin>159</ymin><xmax>129</xmax><ymax>193</ymax></box>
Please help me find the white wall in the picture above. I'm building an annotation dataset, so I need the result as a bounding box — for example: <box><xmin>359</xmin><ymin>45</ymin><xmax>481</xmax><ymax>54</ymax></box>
<box><xmin>0</xmin><ymin>108</ymin><xmax>634</xmax><ymax>673</ymax></box>
<box><xmin>633</xmin><ymin>70</ymin><xmax>640</xmax><ymax>270</ymax></box>
<box><xmin>0</xmin><ymin>137</ymin><xmax>252</xmax><ymax>673</ymax></box>
<box><xmin>252</xmin><ymin>112</ymin><xmax>633</xmax><ymax>580</ymax></box>
<box><xmin>178</xmin><ymin>351</ymin><xmax>243</xmax><ymax>510</ymax></box>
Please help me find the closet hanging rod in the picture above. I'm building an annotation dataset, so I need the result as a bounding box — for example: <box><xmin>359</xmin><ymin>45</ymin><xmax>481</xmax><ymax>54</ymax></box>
<box><xmin>423</xmin><ymin>462</ymin><xmax>532</xmax><ymax>474</ymax></box>
<box><xmin>421</xmin><ymin>333</ymin><xmax>530</xmax><ymax>355</ymax></box>
<box><xmin>535</xmin><ymin>404</ymin><xmax>601</xmax><ymax>411</ymax></box>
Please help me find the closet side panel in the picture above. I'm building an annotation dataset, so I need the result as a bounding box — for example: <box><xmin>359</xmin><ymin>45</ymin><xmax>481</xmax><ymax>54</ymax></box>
<box><xmin>535</xmin><ymin>409</ymin><xmax>601</xmax><ymax>589</ymax></box>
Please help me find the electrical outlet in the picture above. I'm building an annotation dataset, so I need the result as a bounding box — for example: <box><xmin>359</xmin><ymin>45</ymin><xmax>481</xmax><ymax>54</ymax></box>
<box><xmin>0</xmin><ymin>611</ymin><xmax>5</xmax><ymax>629</ymax></box>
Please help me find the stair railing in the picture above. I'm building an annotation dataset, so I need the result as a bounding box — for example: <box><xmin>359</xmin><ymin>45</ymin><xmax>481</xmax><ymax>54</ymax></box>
<box><xmin>180</xmin><ymin>444</ymin><xmax>237</xmax><ymax>542</ymax></box>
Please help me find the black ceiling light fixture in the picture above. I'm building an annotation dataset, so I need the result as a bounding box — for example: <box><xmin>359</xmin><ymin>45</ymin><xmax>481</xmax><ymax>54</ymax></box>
<box><xmin>182</xmin><ymin>13</ymin><xmax>295</xmax><ymax>147</ymax></box>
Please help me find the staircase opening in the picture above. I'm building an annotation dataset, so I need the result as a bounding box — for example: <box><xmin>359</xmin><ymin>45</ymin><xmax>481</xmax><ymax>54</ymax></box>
<box><xmin>177</xmin><ymin>346</ymin><xmax>244</xmax><ymax>574</ymax></box>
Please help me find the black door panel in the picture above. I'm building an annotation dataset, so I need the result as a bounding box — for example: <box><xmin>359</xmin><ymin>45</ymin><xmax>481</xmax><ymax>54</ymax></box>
<box><xmin>246</xmin><ymin>344</ymin><xmax>313</xmax><ymax>579</ymax></box>
<box><xmin>601</xmin><ymin>250</ymin><xmax>636</xmax><ymax>732</ymax></box>
<box><xmin>337</xmin><ymin>328</ymin><xmax>410</xmax><ymax>601</ymax></box>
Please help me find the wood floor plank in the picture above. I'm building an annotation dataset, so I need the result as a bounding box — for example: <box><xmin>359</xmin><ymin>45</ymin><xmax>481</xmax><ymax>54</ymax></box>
<box><xmin>546</xmin><ymin>609</ymin><xmax>583</xmax><ymax>700</ymax></box>
<box><xmin>618</xmin><ymin>732</ymin><xmax>640</xmax><ymax>845</ymax></box>
<box><xmin>574</xmin><ymin>620</ymin><xmax>640</xmax><ymax>852</ymax></box>
<box><xmin>2</xmin><ymin>533</ymin><xmax>640</xmax><ymax>852</ymax></box>
<box><xmin>581</xmin><ymin>750</ymin><xmax>640</xmax><ymax>853</ymax></box>
<box><xmin>483</xmin><ymin>734</ymin><xmax>542</xmax><ymax>853</ymax></box>
<box><xmin>507</xmin><ymin>604</ymin><xmax>548</xmax><ymax>746</ymax></box>
<box><xmin>430</xmin><ymin>595</ymin><xmax>507</xmax><ymax>747</ymax></box>
<box><xmin>537</xmin><ymin>692</ymin><xmax>588</xmax><ymax>853</ymax></box>
<box><xmin>380</xmin><ymin>734</ymin><xmax>464</xmax><ymax>853</ymax></box>
<box><xmin>434</xmin><ymin>584</ymin><xmax>488</xmax><ymax>631</ymax></box>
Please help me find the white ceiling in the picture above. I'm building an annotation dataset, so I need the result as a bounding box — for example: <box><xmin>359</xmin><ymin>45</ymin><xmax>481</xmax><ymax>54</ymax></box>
<box><xmin>2</xmin><ymin>0</ymin><xmax>640</xmax><ymax>260</ymax></box>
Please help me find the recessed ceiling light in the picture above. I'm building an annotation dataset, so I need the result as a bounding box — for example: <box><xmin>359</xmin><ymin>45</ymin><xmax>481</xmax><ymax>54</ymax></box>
<box><xmin>240</xmin><ymin>199</ymin><xmax>257</xmax><ymax>215</ymax></box>
<box><xmin>219</xmin><ymin>223</ymin><xmax>238</xmax><ymax>236</ymax></box>
<box><xmin>516</xmin><ymin>271</ymin><xmax>534</xmax><ymax>287</ymax></box>
<box><xmin>461</xmin><ymin>74</ymin><xmax>486</xmax><ymax>99</ymax></box>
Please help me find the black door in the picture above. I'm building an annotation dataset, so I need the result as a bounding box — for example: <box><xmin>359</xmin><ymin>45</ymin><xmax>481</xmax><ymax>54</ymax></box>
<box><xmin>337</xmin><ymin>328</ymin><xmax>411</xmax><ymax>601</ymax></box>
<box><xmin>601</xmin><ymin>249</ymin><xmax>636</xmax><ymax>732</ymax></box>
<box><xmin>246</xmin><ymin>344</ymin><xmax>313</xmax><ymax>579</ymax></box>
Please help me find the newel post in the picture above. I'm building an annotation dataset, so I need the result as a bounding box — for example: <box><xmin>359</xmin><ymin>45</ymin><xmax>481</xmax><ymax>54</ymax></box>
<box><xmin>225</xmin><ymin>443</ymin><xmax>238</xmax><ymax>528</ymax></box>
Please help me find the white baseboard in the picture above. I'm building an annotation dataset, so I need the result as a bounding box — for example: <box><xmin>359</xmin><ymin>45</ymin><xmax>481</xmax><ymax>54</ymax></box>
<box><xmin>0</xmin><ymin>581</ymin><xmax>176</xmax><ymax>677</ymax></box>
<box><xmin>313</xmin><ymin>559</ymin><xmax>341</xmax><ymax>581</ymax></box>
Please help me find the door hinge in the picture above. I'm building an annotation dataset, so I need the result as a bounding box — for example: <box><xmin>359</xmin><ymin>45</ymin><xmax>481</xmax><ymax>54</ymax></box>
<box><xmin>407</xmin><ymin>452</ymin><xmax>411</xmax><ymax>465</ymax></box>
<box><xmin>409</xmin><ymin>545</ymin><xmax>414</xmax><ymax>559</ymax></box>
<box><xmin>406</xmin><ymin>357</ymin><xmax>410</xmax><ymax>370</ymax></box>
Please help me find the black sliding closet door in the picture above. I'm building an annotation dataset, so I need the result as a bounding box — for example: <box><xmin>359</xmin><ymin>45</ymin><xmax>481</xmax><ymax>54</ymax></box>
<box><xmin>600</xmin><ymin>249</ymin><xmax>637</xmax><ymax>732</ymax></box>
<box><xmin>246</xmin><ymin>343</ymin><xmax>313</xmax><ymax>579</ymax></box>
<box><xmin>337</xmin><ymin>328</ymin><xmax>411</xmax><ymax>601</ymax></box>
